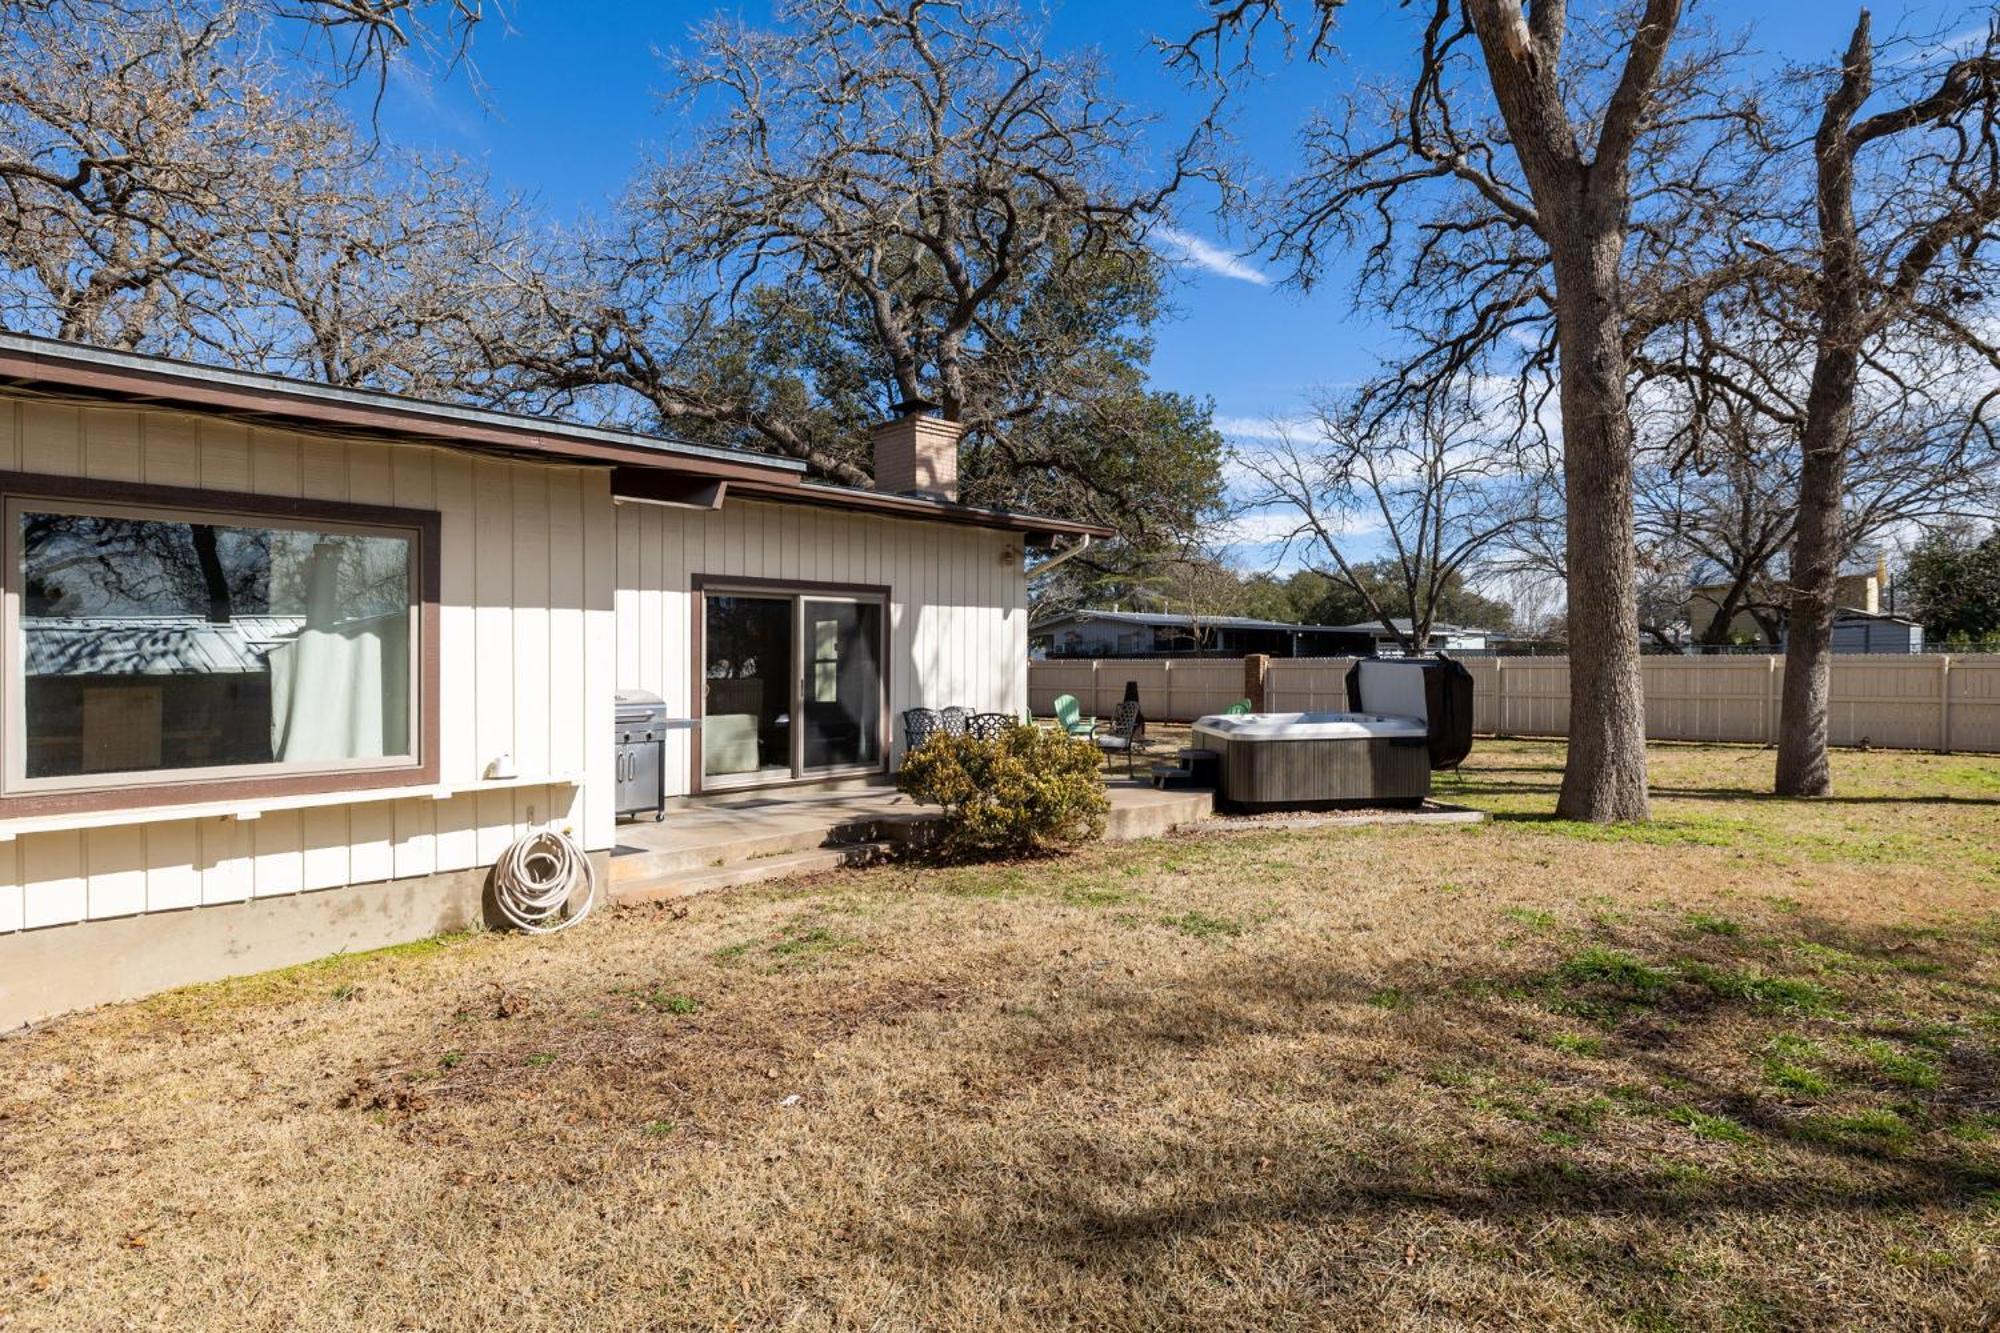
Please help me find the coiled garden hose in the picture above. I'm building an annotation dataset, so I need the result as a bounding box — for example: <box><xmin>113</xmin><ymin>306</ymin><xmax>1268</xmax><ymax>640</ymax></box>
<box><xmin>491</xmin><ymin>829</ymin><xmax>596</xmax><ymax>933</ymax></box>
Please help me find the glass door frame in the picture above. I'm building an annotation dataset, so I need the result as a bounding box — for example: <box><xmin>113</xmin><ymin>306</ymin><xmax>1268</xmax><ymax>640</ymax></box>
<box><xmin>691</xmin><ymin>575</ymin><xmax>890</xmax><ymax>794</ymax></box>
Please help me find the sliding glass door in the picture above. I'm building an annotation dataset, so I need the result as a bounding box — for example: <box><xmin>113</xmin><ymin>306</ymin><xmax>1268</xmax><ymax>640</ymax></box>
<box><xmin>801</xmin><ymin>599</ymin><xmax>882</xmax><ymax>770</ymax></box>
<box><xmin>701</xmin><ymin>594</ymin><xmax>795</xmax><ymax>784</ymax></box>
<box><xmin>702</xmin><ymin>586</ymin><xmax>885</xmax><ymax>787</ymax></box>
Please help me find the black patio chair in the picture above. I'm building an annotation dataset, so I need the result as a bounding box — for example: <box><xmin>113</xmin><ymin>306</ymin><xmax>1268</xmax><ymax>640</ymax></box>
<box><xmin>1094</xmin><ymin>699</ymin><xmax>1151</xmax><ymax>776</ymax></box>
<box><xmin>903</xmin><ymin>707</ymin><xmax>946</xmax><ymax>753</ymax></box>
<box><xmin>967</xmin><ymin>711</ymin><xmax>1014</xmax><ymax>741</ymax></box>
<box><xmin>939</xmin><ymin>705</ymin><xmax>973</xmax><ymax>736</ymax></box>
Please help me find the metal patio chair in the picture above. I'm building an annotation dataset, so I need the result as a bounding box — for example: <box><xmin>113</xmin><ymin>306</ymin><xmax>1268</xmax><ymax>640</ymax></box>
<box><xmin>967</xmin><ymin>711</ymin><xmax>1014</xmax><ymax>741</ymax></box>
<box><xmin>903</xmin><ymin>707</ymin><xmax>946</xmax><ymax>753</ymax></box>
<box><xmin>939</xmin><ymin>705</ymin><xmax>972</xmax><ymax>736</ymax></box>
<box><xmin>1094</xmin><ymin>699</ymin><xmax>1150</xmax><ymax>775</ymax></box>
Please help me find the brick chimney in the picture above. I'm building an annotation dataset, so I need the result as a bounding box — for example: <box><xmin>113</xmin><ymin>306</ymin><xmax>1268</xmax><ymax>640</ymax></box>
<box><xmin>871</xmin><ymin>398</ymin><xmax>963</xmax><ymax>502</ymax></box>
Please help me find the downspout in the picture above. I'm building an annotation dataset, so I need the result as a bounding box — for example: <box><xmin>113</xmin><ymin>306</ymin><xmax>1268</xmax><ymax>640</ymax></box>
<box><xmin>1027</xmin><ymin>532</ymin><xmax>1094</xmax><ymax>579</ymax></box>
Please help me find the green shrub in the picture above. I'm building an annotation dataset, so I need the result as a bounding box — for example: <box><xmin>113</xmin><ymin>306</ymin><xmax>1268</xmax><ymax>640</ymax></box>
<box><xmin>897</xmin><ymin>725</ymin><xmax>1108</xmax><ymax>861</ymax></box>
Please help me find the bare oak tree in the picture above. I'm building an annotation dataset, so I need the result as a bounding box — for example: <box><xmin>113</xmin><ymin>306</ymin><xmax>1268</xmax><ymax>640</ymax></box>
<box><xmin>1244</xmin><ymin>393</ymin><xmax>1548</xmax><ymax>654</ymax></box>
<box><xmin>1772</xmin><ymin>13</ymin><xmax>2000</xmax><ymax>795</ymax></box>
<box><xmin>1633</xmin><ymin>12</ymin><xmax>2000</xmax><ymax>793</ymax></box>
<box><xmin>0</xmin><ymin>0</ymin><xmax>520</xmax><ymax>390</ymax></box>
<box><xmin>1174</xmin><ymin>0</ymin><xmax>1765</xmax><ymax>819</ymax></box>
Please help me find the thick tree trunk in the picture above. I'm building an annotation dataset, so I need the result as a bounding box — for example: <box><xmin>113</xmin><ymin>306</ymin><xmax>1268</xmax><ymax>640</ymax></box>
<box><xmin>1777</xmin><ymin>14</ymin><xmax>1869</xmax><ymax>798</ymax></box>
<box><xmin>1776</xmin><ymin>351</ymin><xmax>1856</xmax><ymax>795</ymax></box>
<box><xmin>1460</xmin><ymin>0</ymin><xmax>1676</xmax><ymax>822</ymax></box>
<box><xmin>1552</xmin><ymin>229</ymin><xmax>1651</xmax><ymax>821</ymax></box>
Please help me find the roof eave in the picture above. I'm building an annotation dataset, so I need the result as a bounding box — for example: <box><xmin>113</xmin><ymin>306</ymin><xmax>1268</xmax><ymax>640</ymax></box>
<box><xmin>0</xmin><ymin>334</ymin><xmax>1117</xmax><ymax>541</ymax></box>
<box><xmin>726</xmin><ymin>477</ymin><xmax>1113</xmax><ymax>543</ymax></box>
<box><xmin>0</xmin><ymin>333</ymin><xmax>805</xmax><ymax>485</ymax></box>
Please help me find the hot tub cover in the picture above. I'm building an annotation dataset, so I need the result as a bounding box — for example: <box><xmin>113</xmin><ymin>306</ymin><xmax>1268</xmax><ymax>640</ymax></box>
<box><xmin>1192</xmin><ymin>711</ymin><xmax>1428</xmax><ymax>741</ymax></box>
<box><xmin>1344</xmin><ymin>655</ymin><xmax>1475</xmax><ymax>770</ymax></box>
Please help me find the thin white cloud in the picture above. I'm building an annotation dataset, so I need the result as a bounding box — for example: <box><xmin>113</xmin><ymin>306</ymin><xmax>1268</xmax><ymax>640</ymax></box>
<box><xmin>1887</xmin><ymin>24</ymin><xmax>1991</xmax><ymax>67</ymax></box>
<box><xmin>1217</xmin><ymin>506</ymin><xmax>1385</xmax><ymax>567</ymax></box>
<box><xmin>1212</xmin><ymin>413</ymin><xmax>1317</xmax><ymax>442</ymax></box>
<box><xmin>1152</xmin><ymin>227</ymin><xmax>1271</xmax><ymax>286</ymax></box>
<box><xmin>387</xmin><ymin>56</ymin><xmax>484</xmax><ymax>142</ymax></box>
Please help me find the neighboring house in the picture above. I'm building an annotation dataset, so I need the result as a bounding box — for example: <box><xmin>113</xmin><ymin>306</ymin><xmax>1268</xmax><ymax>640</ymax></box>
<box><xmin>1685</xmin><ymin>557</ymin><xmax>1924</xmax><ymax>653</ymax></box>
<box><xmin>1030</xmin><ymin>610</ymin><xmax>1376</xmax><ymax>658</ymax></box>
<box><xmin>1029</xmin><ymin>609</ymin><xmax>1497</xmax><ymax>658</ymax></box>
<box><xmin>1318</xmin><ymin>619</ymin><xmax>1497</xmax><ymax>657</ymax></box>
<box><xmin>1686</xmin><ymin>559</ymin><xmax>1887</xmax><ymax>646</ymax></box>
<box><xmin>1781</xmin><ymin>608</ymin><xmax>1926</xmax><ymax>656</ymax></box>
<box><xmin>0</xmin><ymin>333</ymin><xmax>1107</xmax><ymax>1027</ymax></box>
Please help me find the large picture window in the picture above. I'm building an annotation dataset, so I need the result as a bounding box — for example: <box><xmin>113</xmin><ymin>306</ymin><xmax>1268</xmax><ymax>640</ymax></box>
<box><xmin>2</xmin><ymin>473</ymin><xmax>438</xmax><ymax>814</ymax></box>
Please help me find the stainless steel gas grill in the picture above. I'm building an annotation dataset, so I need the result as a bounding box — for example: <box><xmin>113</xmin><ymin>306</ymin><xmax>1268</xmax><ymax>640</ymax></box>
<box><xmin>613</xmin><ymin>690</ymin><xmax>694</xmax><ymax>822</ymax></box>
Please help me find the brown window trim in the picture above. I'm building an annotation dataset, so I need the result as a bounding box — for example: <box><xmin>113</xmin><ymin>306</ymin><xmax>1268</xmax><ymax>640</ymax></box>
<box><xmin>0</xmin><ymin>468</ymin><xmax>442</xmax><ymax>819</ymax></box>
<box><xmin>687</xmin><ymin>574</ymin><xmax>893</xmax><ymax>796</ymax></box>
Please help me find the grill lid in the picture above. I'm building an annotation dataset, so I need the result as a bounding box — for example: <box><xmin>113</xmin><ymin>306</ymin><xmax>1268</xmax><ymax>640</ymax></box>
<box><xmin>614</xmin><ymin>688</ymin><xmax>668</xmax><ymax>723</ymax></box>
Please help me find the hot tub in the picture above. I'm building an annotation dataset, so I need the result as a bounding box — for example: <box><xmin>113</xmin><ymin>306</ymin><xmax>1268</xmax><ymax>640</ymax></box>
<box><xmin>1185</xmin><ymin>656</ymin><xmax>1476</xmax><ymax>812</ymax></box>
<box><xmin>1191</xmin><ymin>711</ymin><xmax>1433</xmax><ymax>811</ymax></box>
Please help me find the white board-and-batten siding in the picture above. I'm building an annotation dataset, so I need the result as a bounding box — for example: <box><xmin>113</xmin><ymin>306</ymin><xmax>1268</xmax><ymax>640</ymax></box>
<box><xmin>0</xmin><ymin>395</ymin><xmax>615</xmax><ymax>936</ymax></box>
<box><xmin>613</xmin><ymin>497</ymin><xmax>1028</xmax><ymax>798</ymax></box>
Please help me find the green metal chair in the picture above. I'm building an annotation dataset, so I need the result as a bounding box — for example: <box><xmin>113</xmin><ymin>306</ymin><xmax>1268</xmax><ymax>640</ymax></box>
<box><xmin>1051</xmin><ymin>694</ymin><xmax>1098</xmax><ymax>737</ymax></box>
<box><xmin>1225</xmin><ymin>698</ymin><xmax>1254</xmax><ymax>715</ymax></box>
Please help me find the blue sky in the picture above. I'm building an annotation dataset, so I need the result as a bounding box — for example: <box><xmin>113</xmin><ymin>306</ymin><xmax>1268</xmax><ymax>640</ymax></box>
<box><xmin>371</xmin><ymin>0</ymin><xmax>1971</xmax><ymax>571</ymax></box>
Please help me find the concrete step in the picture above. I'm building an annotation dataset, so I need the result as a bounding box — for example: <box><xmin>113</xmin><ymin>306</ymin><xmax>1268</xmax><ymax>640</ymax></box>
<box><xmin>608</xmin><ymin>818</ymin><xmax>884</xmax><ymax>885</ymax></box>
<box><xmin>609</xmin><ymin>840</ymin><xmax>894</xmax><ymax>906</ymax></box>
<box><xmin>1103</xmin><ymin>784</ymin><xmax>1214</xmax><ymax>840</ymax></box>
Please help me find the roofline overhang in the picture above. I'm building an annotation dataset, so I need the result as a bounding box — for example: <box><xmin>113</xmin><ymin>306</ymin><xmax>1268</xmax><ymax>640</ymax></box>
<box><xmin>0</xmin><ymin>332</ymin><xmax>805</xmax><ymax>485</ymax></box>
<box><xmin>725</xmin><ymin>476</ymin><xmax>1114</xmax><ymax>545</ymax></box>
<box><xmin>0</xmin><ymin>333</ymin><xmax>1118</xmax><ymax>541</ymax></box>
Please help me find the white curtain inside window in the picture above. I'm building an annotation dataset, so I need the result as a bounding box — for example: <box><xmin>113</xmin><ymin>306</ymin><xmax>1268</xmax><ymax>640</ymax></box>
<box><xmin>268</xmin><ymin>541</ymin><xmax>410</xmax><ymax>761</ymax></box>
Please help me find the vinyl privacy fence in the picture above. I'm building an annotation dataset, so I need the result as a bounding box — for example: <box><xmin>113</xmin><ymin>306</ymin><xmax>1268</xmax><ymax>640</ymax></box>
<box><xmin>1028</xmin><ymin>655</ymin><xmax>2000</xmax><ymax>753</ymax></box>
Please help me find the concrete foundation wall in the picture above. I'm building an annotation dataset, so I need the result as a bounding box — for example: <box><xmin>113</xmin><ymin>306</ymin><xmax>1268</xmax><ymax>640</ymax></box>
<box><xmin>0</xmin><ymin>852</ymin><xmax>607</xmax><ymax>1031</ymax></box>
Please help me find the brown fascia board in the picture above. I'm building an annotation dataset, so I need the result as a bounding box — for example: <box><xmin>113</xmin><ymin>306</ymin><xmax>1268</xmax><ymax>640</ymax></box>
<box><xmin>726</xmin><ymin>476</ymin><xmax>1114</xmax><ymax>546</ymax></box>
<box><xmin>0</xmin><ymin>334</ymin><xmax>804</xmax><ymax>486</ymax></box>
<box><xmin>0</xmin><ymin>335</ymin><xmax>1117</xmax><ymax>543</ymax></box>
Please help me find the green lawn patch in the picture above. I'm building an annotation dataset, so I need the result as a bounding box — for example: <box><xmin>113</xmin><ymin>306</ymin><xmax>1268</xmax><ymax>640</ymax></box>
<box><xmin>1161</xmin><ymin>910</ymin><xmax>1244</xmax><ymax>941</ymax></box>
<box><xmin>1845</xmin><ymin>1037</ymin><xmax>1940</xmax><ymax>1090</ymax></box>
<box><xmin>1558</xmin><ymin>948</ymin><xmax>1672</xmax><ymax>996</ymax></box>
<box><xmin>1665</xmin><ymin>1106</ymin><xmax>1751</xmax><ymax>1143</ymax></box>
<box><xmin>1803</xmin><ymin>1108</ymin><xmax>1916</xmax><ymax>1152</ymax></box>
<box><xmin>1681</xmin><ymin>963</ymin><xmax>1838</xmax><ymax>1016</ymax></box>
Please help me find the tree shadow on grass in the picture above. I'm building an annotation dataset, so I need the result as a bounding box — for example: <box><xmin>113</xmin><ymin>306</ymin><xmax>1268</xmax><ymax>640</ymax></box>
<box><xmin>1646</xmin><ymin>785</ymin><xmax>2000</xmax><ymax>807</ymax></box>
<box><xmin>861</xmin><ymin>911</ymin><xmax>1997</xmax><ymax>1324</ymax></box>
<box><xmin>1441</xmin><ymin>779</ymin><xmax>2000</xmax><ymax>809</ymax></box>
<box><xmin>953</xmin><ymin>908</ymin><xmax>1996</xmax><ymax>1203</ymax></box>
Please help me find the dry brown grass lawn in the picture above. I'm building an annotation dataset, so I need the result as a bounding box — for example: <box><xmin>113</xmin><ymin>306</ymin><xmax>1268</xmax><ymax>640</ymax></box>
<box><xmin>3</xmin><ymin>740</ymin><xmax>1998</xmax><ymax>1331</ymax></box>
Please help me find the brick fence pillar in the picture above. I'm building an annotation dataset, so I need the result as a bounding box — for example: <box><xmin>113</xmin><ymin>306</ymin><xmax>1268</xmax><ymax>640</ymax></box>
<box><xmin>1243</xmin><ymin>654</ymin><xmax>1269</xmax><ymax>712</ymax></box>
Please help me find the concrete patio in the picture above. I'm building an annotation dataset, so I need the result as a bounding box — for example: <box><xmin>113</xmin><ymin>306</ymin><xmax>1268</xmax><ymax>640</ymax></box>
<box><xmin>608</xmin><ymin>780</ymin><xmax>1215</xmax><ymax>905</ymax></box>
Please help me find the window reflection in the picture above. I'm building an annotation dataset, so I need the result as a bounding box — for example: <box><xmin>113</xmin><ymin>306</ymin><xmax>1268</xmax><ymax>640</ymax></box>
<box><xmin>18</xmin><ymin>508</ymin><xmax>414</xmax><ymax>781</ymax></box>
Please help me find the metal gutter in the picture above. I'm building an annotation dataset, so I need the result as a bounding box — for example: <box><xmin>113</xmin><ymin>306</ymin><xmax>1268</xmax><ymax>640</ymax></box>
<box><xmin>1027</xmin><ymin>532</ymin><xmax>1095</xmax><ymax>576</ymax></box>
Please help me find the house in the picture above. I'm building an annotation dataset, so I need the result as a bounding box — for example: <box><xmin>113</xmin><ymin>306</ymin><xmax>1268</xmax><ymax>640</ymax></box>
<box><xmin>1029</xmin><ymin>609</ymin><xmax>1500</xmax><ymax>659</ymax></box>
<box><xmin>1030</xmin><ymin>609</ymin><xmax>1376</xmax><ymax>658</ymax></box>
<box><xmin>1686</xmin><ymin>558</ymin><xmax>1888</xmax><ymax>646</ymax></box>
<box><xmin>0</xmin><ymin>333</ymin><xmax>1107</xmax><ymax>1027</ymax></box>
<box><xmin>1317</xmin><ymin>619</ymin><xmax>1496</xmax><ymax>657</ymax></box>
<box><xmin>1782</xmin><ymin>608</ymin><xmax>1925</xmax><ymax>655</ymax></box>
